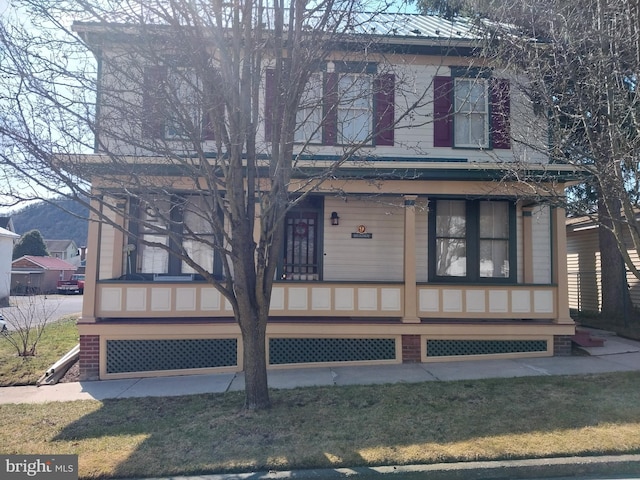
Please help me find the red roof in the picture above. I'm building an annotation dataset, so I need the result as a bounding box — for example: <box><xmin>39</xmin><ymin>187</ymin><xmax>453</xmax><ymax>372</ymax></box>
<box><xmin>12</xmin><ymin>255</ymin><xmax>77</xmax><ymax>271</ymax></box>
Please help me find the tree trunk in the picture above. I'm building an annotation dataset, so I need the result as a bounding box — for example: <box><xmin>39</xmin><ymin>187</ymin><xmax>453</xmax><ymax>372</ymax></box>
<box><xmin>598</xmin><ymin>197</ymin><xmax>633</xmax><ymax>321</ymax></box>
<box><xmin>238</xmin><ymin>307</ymin><xmax>270</xmax><ymax>410</ymax></box>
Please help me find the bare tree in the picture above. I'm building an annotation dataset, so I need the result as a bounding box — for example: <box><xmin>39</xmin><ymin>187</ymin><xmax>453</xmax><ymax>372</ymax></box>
<box><xmin>414</xmin><ymin>0</ymin><xmax>639</xmax><ymax>318</ymax></box>
<box><xmin>1</xmin><ymin>295</ymin><xmax>60</xmax><ymax>356</ymax></box>
<box><xmin>0</xmin><ymin>0</ymin><xmax>442</xmax><ymax>409</ymax></box>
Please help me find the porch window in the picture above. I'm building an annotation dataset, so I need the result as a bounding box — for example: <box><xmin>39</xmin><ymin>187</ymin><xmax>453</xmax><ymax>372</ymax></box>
<box><xmin>131</xmin><ymin>195</ymin><xmax>219</xmax><ymax>277</ymax></box>
<box><xmin>138</xmin><ymin>199</ymin><xmax>171</xmax><ymax>274</ymax></box>
<box><xmin>181</xmin><ymin>196</ymin><xmax>216</xmax><ymax>275</ymax></box>
<box><xmin>430</xmin><ymin>199</ymin><xmax>515</xmax><ymax>282</ymax></box>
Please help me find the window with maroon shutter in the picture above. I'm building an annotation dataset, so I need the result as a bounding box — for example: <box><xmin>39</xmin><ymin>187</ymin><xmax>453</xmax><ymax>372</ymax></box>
<box><xmin>294</xmin><ymin>72</ymin><xmax>323</xmax><ymax>144</ymax></box>
<box><xmin>142</xmin><ymin>66</ymin><xmax>167</xmax><ymax>138</ymax></box>
<box><xmin>454</xmin><ymin>77</ymin><xmax>489</xmax><ymax>148</ymax></box>
<box><xmin>143</xmin><ymin>66</ymin><xmax>210</xmax><ymax>141</ymax></box>
<box><xmin>264</xmin><ymin>68</ymin><xmax>276</xmax><ymax>141</ymax></box>
<box><xmin>490</xmin><ymin>78</ymin><xmax>510</xmax><ymax>149</ymax></box>
<box><xmin>202</xmin><ymin>71</ymin><xmax>224</xmax><ymax>141</ymax></box>
<box><xmin>267</xmin><ymin>64</ymin><xmax>395</xmax><ymax>146</ymax></box>
<box><xmin>433</xmin><ymin>76</ymin><xmax>453</xmax><ymax>147</ymax></box>
<box><xmin>433</xmin><ymin>75</ymin><xmax>510</xmax><ymax>149</ymax></box>
<box><xmin>374</xmin><ymin>73</ymin><xmax>395</xmax><ymax>146</ymax></box>
<box><xmin>323</xmin><ymin>71</ymin><xmax>338</xmax><ymax>145</ymax></box>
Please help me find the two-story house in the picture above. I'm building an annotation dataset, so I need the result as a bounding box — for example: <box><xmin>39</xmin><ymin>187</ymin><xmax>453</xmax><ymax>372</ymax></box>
<box><xmin>72</xmin><ymin>12</ymin><xmax>577</xmax><ymax>381</ymax></box>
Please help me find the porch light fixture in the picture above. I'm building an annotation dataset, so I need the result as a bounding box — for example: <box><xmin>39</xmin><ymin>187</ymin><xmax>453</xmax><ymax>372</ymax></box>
<box><xmin>330</xmin><ymin>211</ymin><xmax>340</xmax><ymax>226</ymax></box>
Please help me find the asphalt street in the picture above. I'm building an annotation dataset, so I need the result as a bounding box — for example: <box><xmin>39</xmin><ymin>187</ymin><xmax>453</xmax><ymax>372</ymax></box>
<box><xmin>0</xmin><ymin>294</ymin><xmax>83</xmax><ymax>329</ymax></box>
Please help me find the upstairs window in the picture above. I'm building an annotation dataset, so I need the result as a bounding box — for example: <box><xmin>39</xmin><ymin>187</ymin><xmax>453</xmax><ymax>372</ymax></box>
<box><xmin>434</xmin><ymin>73</ymin><xmax>510</xmax><ymax>150</ymax></box>
<box><xmin>165</xmin><ymin>68</ymin><xmax>202</xmax><ymax>139</ymax></box>
<box><xmin>294</xmin><ymin>72</ymin><xmax>323</xmax><ymax>144</ymax></box>
<box><xmin>337</xmin><ymin>73</ymin><xmax>373</xmax><ymax>144</ymax></box>
<box><xmin>265</xmin><ymin>63</ymin><xmax>395</xmax><ymax>147</ymax></box>
<box><xmin>143</xmin><ymin>65</ymin><xmax>216</xmax><ymax>141</ymax></box>
<box><xmin>454</xmin><ymin>78</ymin><xmax>489</xmax><ymax>148</ymax></box>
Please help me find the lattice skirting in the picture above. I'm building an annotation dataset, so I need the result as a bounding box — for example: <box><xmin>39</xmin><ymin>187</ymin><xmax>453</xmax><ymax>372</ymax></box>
<box><xmin>426</xmin><ymin>339</ymin><xmax>548</xmax><ymax>357</ymax></box>
<box><xmin>269</xmin><ymin>337</ymin><xmax>396</xmax><ymax>365</ymax></box>
<box><xmin>106</xmin><ymin>338</ymin><xmax>237</xmax><ymax>374</ymax></box>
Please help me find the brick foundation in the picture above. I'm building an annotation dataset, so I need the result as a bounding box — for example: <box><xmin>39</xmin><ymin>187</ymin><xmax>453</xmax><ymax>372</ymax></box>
<box><xmin>402</xmin><ymin>335</ymin><xmax>421</xmax><ymax>363</ymax></box>
<box><xmin>79</xmin><ymin>335</ymin><xmax>100</xmax><ymax>380</ymax></box>
<box><xmin>553</xmin><ymin>335</ymin><xmax>573</xmax><ymax>356</ymax></box>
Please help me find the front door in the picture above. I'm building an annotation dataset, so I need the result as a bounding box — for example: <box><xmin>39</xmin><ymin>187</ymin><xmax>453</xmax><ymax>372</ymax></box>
<box><xmin>282</xmin><ymin>200</ymin><xmax>321</xmax><ymax>281</ymax></box>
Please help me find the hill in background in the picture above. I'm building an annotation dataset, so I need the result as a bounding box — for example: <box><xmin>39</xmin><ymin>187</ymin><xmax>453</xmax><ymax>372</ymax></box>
<box><xmin>11</xmin><ymin>198</ymin><xmax>89</xmax><ymax>246</ymax></box>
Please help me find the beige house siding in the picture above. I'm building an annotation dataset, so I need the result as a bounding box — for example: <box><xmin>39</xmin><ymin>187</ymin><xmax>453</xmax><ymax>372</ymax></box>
<box><xmin>567</xmin><ymin>226</ymin><xmax>602</xmax><ymax>312</ymax></box>
<box><xmin>323</xmin><ymin>197</ymin><xmax>405</xmax><ymax>282</ymax></box>
<box><xmin>531</xmin><ymin>206</ymin><xmax>552</xmax><ymax>284</ymax></box>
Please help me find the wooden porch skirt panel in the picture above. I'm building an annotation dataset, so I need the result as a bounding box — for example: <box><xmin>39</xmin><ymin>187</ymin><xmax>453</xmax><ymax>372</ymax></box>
<box><xmin>93</xmin><ymin>282</ymin><xmax>560</xmax><ymax>321</ymax></box>
<box><xmin>77</xmin><ymin>320</ymin><xmax>574</xmax><ymax>380</ymax></box>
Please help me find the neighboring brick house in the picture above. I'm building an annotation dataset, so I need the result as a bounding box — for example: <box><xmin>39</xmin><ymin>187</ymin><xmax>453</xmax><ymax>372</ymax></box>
<box><xmin>72</xmin><ymin>12</ymin><xmax>577</xmax><ymax>381</ymax></box>
<box><xmin>11</xmin><ymin>256</ymin><xmax>77</xmax><ymax>294</ymax></box>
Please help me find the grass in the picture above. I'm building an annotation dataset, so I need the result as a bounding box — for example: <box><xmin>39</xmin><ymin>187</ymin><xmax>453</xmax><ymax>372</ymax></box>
<box><xmin>1</xmin><ymin>372</ymin><xmax>640</xmax><ymax>479</ymax></box>
<box><xmin>0</xmin><ymin>316</ymin><xmax>79</xmax><ymax>386</ymax></box>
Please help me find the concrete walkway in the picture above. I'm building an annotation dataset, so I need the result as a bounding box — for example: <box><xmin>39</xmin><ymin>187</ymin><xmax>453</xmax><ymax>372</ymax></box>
<box><xmin>2</xmin><ymin>327</ymin><xmax>640</xmax><ymax>404</ymax></box>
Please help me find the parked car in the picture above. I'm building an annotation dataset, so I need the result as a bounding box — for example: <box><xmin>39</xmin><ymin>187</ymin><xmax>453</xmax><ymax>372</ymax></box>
<box><xmin>0</xmin><ymin>314</ymin><xmax>7</xmax><ymax>334</ymax></box>
<box><xmin>57</xmin><ymin>274</ymin><xmax>85</xmax><ymax>294</ymax></box>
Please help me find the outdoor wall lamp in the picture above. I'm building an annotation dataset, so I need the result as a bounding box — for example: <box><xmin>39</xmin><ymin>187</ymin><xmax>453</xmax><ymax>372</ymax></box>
<box><xmin>330</xmin><ymin>211</ymin><xmax>340</xmax><ymax>226</ymax></box>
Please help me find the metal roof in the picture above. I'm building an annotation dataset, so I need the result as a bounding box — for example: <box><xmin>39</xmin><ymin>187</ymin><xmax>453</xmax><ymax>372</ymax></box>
<box><xmin>349</xmin><ymin>12</ymin><xmax>478</xmax><ymax>40</ymax></box>
<box><xmin>73</xmin><ymin>9</ymin><xmax>481</xmax><ymax>43</ymax></box>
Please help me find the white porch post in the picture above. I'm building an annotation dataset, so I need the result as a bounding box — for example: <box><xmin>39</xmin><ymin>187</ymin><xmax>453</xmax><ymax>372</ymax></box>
<box><xmin>552</xmin><ymin>206</ymin><xmax>574</xmax><ymax>325</ymax></box>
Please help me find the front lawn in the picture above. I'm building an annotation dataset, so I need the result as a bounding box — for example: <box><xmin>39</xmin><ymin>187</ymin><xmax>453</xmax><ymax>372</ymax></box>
<box><xmin>1</xmin><ymin>372</ymin><xmax>639</xmax><ymax>479</ymax></box>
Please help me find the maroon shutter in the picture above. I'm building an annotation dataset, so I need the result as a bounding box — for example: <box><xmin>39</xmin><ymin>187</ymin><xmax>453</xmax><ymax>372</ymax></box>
<box><xmin>203</xmin><ymin>72</ymin><xmax>224</xmax><ymax>141</ymax></box>
<box><xmin>491</xmin><ymin>78</ymin><xmax>511</xmax><ymax>149</ymax></box>
<box><xmin>264</xmin><ymin>68</ymin><xmax>276</xmax><ymax>141</ymax></box>
<box><xmin>433</xmin><ymin>76</ymin><xmax>453</xmax><ymax>147</ymax></box>
<box><xmin>142</xmin><ymin>66</ymin><xmax>167</xmax><ymax>138</ymax></box>
<box><xmin>374</xmin><ymin>73</ymin><xmax>395</xmax><ymax>146</ymax></box>
<box><xmin>323</xmin><ymin>72</ymin><xmax>338</xmax><ymax>146</ymax></box>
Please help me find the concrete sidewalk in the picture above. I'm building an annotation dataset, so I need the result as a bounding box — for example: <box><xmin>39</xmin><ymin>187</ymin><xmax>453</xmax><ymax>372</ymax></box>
<box><xmin>2</xmin><ymin>327</ymin><xmax>640</xmax><ymax>404</ymax></box>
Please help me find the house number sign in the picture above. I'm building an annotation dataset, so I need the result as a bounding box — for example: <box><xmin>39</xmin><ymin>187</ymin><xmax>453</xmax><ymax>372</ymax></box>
<box><xmin>351</xmin><ymin>224</ymin><xmax>372</xmax><ymax>239</ymax></box>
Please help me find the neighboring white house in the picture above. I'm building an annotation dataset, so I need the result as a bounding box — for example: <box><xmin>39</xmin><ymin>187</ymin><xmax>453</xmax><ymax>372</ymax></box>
<box><xmin>45</xmin><ymin>239</ymin><xmax>81</xmax><ymax>267</ymax></box>
<box><xmin>0</xmin><ymin>226</ymin><xmax>20</xmax><ymax>306</ymax></box>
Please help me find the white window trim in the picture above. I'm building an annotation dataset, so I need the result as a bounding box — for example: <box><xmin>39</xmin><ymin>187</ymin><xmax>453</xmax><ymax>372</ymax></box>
<box><xmin>453</xmin><ymin>77</ymin><xmax>489</xmax><ymax>149</ymax></box>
